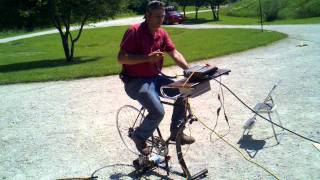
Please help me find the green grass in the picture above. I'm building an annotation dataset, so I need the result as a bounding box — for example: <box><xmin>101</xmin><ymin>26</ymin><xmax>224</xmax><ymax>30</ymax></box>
<box><xmin>0</xmin><ymin>27</ymin><xmax>54</xmax><ymax>39</ymax></box>
<box><xmin>179</xmin><ymin>6</ymin><xmax>210</xmax><ymax>12</ymax></box>
<box><xmin>0</xmin><ymin>26</ymin><xmax>286</xmax><ymax>84</ymax></box>
<box><xmin>184</xmin><ymin>11</ymin><xmax>320</xmax><ymax>25</ymax></box>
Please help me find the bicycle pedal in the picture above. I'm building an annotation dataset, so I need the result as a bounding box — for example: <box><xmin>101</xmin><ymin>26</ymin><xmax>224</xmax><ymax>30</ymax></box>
<box><xmin>189</xmin><ymin>116</ymin><xmax>198</xmax><ymax>124</ymax></box>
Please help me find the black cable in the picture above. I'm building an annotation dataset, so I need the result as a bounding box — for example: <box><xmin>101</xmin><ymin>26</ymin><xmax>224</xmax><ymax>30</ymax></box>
<box><xmin>209</xmin><ymin>76</ymin><xmax>231</xmax><ymax>143</ymax></box>
<box><xmin>213</xmin><ymin>79</ymin><xmax>320</xmax><ymax>144</ymax></box>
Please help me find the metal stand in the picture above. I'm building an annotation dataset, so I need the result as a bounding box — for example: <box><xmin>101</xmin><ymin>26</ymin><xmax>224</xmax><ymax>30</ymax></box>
<box><xmin>243</xmin><ymin>81</ymin><xmax>284</xmax><ymax>144</ymax></box>
<box><xmin>175</xmin><ymin>103</ymin><xmax>208</xmax><ymax>180</ymax></box>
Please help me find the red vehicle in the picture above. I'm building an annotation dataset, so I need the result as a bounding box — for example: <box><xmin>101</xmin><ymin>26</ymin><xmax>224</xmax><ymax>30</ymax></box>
<box><xmin>163</xmin><ymin>6</ymin><xmax>184</xmax><ymax>25</ymax></box>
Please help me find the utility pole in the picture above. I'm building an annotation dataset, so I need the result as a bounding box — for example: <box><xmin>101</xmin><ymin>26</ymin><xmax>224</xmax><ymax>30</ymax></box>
<box><xmin>258</xmin><ymin>0</ymin><xmax>264</xmax><ymax>32</ymax></box>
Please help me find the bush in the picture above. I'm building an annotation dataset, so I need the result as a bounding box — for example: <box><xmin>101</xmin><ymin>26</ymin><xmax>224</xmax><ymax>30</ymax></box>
<box><xmin>262</xmin><ymin>0</ymin><xmax>281</xmax><ymax>21</ymax></box>
<box><xmin>222</xmin><ymin>0</ymin><xmax>320</xmax><ymax>21</ymax></box>
<box><xmin>294</xmin><ymin>0</ymin><xmax>320</xmax><ymax>18</ymax></box>
<box><xmin>127</xmin><ymin>0</ymin><xmax>149</xmax><ymax>14</ymax></box>
<box><xmin>222</xmin><ymin>0</ymin><xmax>258</xmax><ymax>17</ymax></box>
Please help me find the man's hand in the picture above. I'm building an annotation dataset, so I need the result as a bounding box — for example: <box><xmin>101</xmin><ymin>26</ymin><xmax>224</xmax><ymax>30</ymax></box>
<box><xmin>117</xmin><ymin>49</ymin><xmax>164</xmax><ymax>65</ymax></box>
<box><xmin>148</xmin><ymin>50</ymin><xmax>164</xmax><ymax>62</ymax></box>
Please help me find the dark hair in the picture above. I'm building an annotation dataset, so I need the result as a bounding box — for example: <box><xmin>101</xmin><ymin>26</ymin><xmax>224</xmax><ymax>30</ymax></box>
<box><xmin>146</xmin><ymin>1</ymin><xmax>165</xmax><ymax>14</ymax></box>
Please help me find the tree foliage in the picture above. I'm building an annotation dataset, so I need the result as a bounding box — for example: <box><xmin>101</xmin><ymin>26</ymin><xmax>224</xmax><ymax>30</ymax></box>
<box><xmin>126</xmin><ymin>0</ymin><xmax>149</xmax><ymax>14</ymax></box>
<box><xmin>0</xmin><ymin>0</ymin><xmax>50</xmax><ymax>30</ymax></box>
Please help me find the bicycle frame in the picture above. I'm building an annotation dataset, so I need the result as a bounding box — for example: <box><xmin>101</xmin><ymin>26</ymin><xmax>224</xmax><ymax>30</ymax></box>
<box><xmin>118</xmin><ymin>67</ymin><xmax>231</xmax><ymax>179</ymax></box>
<box><xmin>131</xmin><ymin>98</ymin><xmax>208</xmax><ymax>179</ymax></box>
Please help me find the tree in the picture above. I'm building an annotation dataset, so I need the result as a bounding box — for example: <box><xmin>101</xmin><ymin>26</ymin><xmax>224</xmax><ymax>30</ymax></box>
<box><xmin>126</xmin><ymin>0</ymin><xmax>149</xmax><ymax>14</ymax></box>
<box><xmin>0</xmin><ymin>0</ymin><xmax>51</xmax><ymax>30</ymax></box>
<box><xmin>194</xmin><ymin>0</ymin><xmax>206</xmax><ymax>20</ymax></box>
<box><xmin>174</xmin><ymin>0</ymin><xmax>192</xmax><ymax>17</ymax></box>
<box><xmin>41</xmin><ymin>0</ymin><xmax>125</xmax><ymax>62</ymax></box>
<box><xmin>208</xmin><ymin>0</ymin><xmax>226</xmax><ymax>21</ymax></box>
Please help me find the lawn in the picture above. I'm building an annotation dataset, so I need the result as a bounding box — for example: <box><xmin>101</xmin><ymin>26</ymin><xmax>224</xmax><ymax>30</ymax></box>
<box><xmin>0</xmin><ymin>28</ymin><xmax>55</xmax><ymax>39</ymax></box>
<box><xmin>0</xmin><ymin>26</ymin><xmax>287</xmax><ymax>84</ymax></box>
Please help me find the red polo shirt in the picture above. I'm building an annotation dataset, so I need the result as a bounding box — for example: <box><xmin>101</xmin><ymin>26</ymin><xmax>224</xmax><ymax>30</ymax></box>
<box><xmin>120</xmin><ymin>21</ymin><xmax>175</xmax><ymax>78</ymax></box>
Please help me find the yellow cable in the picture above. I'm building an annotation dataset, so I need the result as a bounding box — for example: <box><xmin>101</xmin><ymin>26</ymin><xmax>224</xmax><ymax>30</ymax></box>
<box><xmin>193</xmin><ymin>112</ymin><xmax>280</xmax><ymax>180</ymax></box>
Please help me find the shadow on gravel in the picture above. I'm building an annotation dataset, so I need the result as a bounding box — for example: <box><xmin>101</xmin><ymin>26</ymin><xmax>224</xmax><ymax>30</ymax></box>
<box><xmin>0</xmin><ymin>56</ymin><xmax>102</xmax><ymax>73</ymax></box>
<box><xmin>88</xmin><ymin>163</ymin><xmax>137</xmax><ymax>179</ymax></box>
<box><xmin>86</xmin><ymin>163</ymin><xmax>184</xmax><ymax>179</ymax></box>
<box><xmin>238</xmin><ymin>135</ymin><xmax>266</xmax><ymax>158</ymax></box>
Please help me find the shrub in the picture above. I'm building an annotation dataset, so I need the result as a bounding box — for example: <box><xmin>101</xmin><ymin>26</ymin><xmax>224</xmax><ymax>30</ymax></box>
<box><xmin>222</xmin><ymin>0</ymin><xmax>320</xmax><ymax>20</ymax></box>
<box><xmin>262</xmin><ymin>0</ymin><xmax>281</xmax><ymax>21</ymax></box>
<box><xmin>293</xmin><ymin>0</ymin><xmax>320</xmax><ymax>18</ymax></box>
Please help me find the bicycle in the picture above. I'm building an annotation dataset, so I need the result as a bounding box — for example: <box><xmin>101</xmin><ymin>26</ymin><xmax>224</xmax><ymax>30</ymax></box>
<box><xmin>116</xmin><ymin>66</ymin><xmax>231</xmax><ymax>179</ymax></box>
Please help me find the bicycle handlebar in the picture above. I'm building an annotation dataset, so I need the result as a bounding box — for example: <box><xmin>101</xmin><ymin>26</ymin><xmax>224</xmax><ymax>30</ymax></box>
<box><xmin>160</xmin><ymin>68</ymin><xmax>231</xmax><ymax>100</ymax></box>
<box><xmin>160</xmin><ymin>86</ymin><xmax>183</xmax><ymax>100</ymax></box>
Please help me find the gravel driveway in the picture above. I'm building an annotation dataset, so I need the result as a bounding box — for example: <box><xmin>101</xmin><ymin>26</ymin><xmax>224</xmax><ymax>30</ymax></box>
<box><xmin>0</xmin><ymin>24</ymin><xmax>319</xmax><ymax>180</ymax></box>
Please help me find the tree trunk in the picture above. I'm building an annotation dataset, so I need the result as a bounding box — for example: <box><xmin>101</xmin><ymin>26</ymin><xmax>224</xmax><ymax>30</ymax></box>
<box><xmin>60</xmin><ymin>33</ymin><xmax>72</xmax><ymax>62</ymax></box>
<box><xmin>70</xmin><ymin>41</ymin><xmax>75</xmax><ymax>62</ymax></box>
<box><xmin>52</xmin><ymin>12</ymin><xmax>88</xmax><ymax>63</ymax></box>
<box><xmin>195</xmin><ymin>6</ymin><xmax>199</xmax><ymax>20</ymax></box>
<box><xmin>210</xmin><ymin>2</ymin><xmax>220</xmax><ymax>21</ymax></box>
<box><xmin>213</xmin><ymin>12</ymin><xmax>217</xmax><ymax>21</ymax></box>
<box><xmin>210</xmin><ymin>4</ymin><xmax>217</xmax><ymax>21</ymax></box>
<box><xmin>217</xmin><ymin>3</ymin><xmax>220</xmax><ymax>21</ymax></box>
<box><xmin>183</xmin><ymin>6</ymin><xmax>186</xmax><ymax>18</ymax></box>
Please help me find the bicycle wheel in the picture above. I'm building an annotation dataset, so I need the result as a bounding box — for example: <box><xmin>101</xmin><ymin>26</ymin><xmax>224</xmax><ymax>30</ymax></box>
<box><xmin>116</xmin><ymin>105</ymin><xmax>154</xmax><ymax>156</ymax></box>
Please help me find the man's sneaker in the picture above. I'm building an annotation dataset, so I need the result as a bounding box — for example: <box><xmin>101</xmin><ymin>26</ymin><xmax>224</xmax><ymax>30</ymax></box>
<box><xmin>170</xmin><ymin>133</ymin><xmax>195</xmax><ymax>145</ymax></box>
<box><xmin>131</xmin><ymin>135</ymin><xmax>151</xmax><ymax>156</ymax></box>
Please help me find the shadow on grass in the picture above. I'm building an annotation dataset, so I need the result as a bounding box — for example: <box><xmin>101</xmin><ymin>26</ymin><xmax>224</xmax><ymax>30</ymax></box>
<box><xmin>183</xmin><ymin>18</ymin><xmax>215</xmax><ymax>25</ymax></box>
<box><xmin>0</xmin><ymin>56</ymin><xmax>102</xmax><ymax>73</ymax></box>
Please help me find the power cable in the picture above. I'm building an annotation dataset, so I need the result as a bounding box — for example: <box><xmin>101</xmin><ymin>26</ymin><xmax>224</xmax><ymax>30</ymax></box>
<box><xmin>195</xmin><ymin>114</ymin><xmax>280</xmax><ymax>180</ymax></box>
<box><xmin>213</xmin><ymin>79</ymin><xmax>320</xmax><ymax>144</ymax></box>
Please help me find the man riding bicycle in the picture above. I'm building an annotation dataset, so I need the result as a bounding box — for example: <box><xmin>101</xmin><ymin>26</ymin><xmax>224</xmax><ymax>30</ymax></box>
<box><xmin>117</xmin><ymin>1</ymin><xmax>195</xmax><ymax>156</ymax></box>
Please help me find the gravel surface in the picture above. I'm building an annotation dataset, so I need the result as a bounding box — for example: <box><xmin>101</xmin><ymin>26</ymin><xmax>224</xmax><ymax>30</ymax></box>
<box><xmin>0</xmin><ymin>24</ymin><xmax>319</xmax><ymax>180</ymax></box>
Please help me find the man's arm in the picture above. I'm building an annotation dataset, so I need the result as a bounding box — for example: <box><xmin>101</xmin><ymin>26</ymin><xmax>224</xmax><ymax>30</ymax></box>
<box><xmin>117</xmin><ymin>49</ymin><xmax>164</xmax><ymax>65</ymax></box>
<box><xmin>167</xmin><ymin>49</ymin><xmax>189</xmax><ymax>70</ymax></box>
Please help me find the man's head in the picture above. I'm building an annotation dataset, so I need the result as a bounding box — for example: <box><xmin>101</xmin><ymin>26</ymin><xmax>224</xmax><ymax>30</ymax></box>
<box><xmin>145</xmin><ymin>1</ymin><xmax>165</xmax><ymax>30</ymax></box>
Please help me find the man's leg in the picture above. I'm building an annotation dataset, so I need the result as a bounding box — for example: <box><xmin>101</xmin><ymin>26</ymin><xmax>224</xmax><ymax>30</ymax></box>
<box><xmin>156</xmin><ymin>76</ymin><xmax>195</xmax><ymax>144</ymax></box>
<box><xmin>124</xmin><ymin>78</ymin><xmax>165</xmax><ymax>154</ymax></box>
<box><xmin>134</xmin><ymin>81</ymin><xmax>165</xmax><ymax>140</ymax></box>
<box><xmin>170</xmin><ymin>97</ymin><xmax>186</xmax><ymax>134</ymax></box>
<box><xmin>170</xmin><ymin>97</ymin><xmax>195</xmax><ymax>144</ymax></box>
